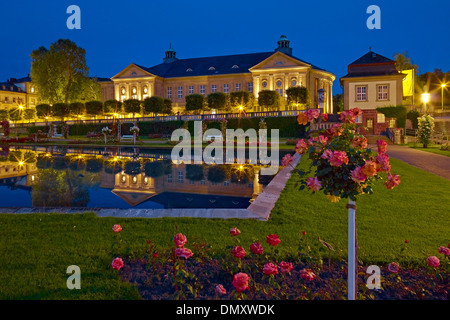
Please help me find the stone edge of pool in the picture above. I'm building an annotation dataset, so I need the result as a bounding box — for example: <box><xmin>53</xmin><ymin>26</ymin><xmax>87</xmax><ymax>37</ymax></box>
<box><xmin>0</xmin><ymin>154</ymin><xmax>301</xmax><ymax>221</ymax></box>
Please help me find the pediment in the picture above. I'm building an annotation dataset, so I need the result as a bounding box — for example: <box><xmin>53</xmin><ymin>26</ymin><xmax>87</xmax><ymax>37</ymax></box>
<box><xmin>111</xmin><ymin>63</ymin><xmax>156</xmax><ymax>80</ymax></box>
<box><xmin>250</xmin><ymin>52</ymin><xmax>310</xmax><ymax>71</ymax></box>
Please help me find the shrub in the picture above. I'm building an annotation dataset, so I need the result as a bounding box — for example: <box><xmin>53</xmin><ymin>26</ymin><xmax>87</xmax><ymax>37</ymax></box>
<box><xmin>376</xmin><ymin>105</ymin><xmax>407</xmax><ymax>128</ymax></box>
<box><xmin>417</xmin><ymin>114</ymin><xmax>435</xmax><ymax>148</ymax></box>
<box><xmin>407</xmin><ymin>110</ymin><xmax>421</xmax><ymax>129</ymax></box>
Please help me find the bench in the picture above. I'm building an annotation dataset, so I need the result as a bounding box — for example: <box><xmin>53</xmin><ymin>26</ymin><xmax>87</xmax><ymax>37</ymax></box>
<box><xmin>121</xmin><ymin>135</ymin><xmax>134</xmax><ymax>141</ymax></box>
<box><xmin>206</xmin><ymin>135</ymin><xmax>222</xmax><ymax>141</ymax></box>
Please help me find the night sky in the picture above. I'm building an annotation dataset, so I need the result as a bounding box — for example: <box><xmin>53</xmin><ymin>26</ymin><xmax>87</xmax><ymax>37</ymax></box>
<box><xmin>0</xmin><ymin>0</ymin><xmax>448</xmax><ymax>94</ymax></box>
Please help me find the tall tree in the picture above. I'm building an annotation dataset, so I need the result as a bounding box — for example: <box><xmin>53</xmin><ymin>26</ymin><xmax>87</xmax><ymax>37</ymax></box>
<box><xmin>207</xmin><ymin>92</ymin><xmax>229</xmax><ymax>112</ymax></box>
<box><xmin>185</xmin><ymin>94</ymin><xmax>204</xmax><ymax>114</ymax></box>
<box><xmin>30</xmin><ymin>39</ymin><xmax>90</xmax><ymax>105</ymax></box>
<box><xmin>229</xmin><ymin>91</ymin><xmax>254</xmax><ymax>111</ymax></box>
<box><xmin>162</xmin><ymin>99</ymin><xmax>173</xmax><ymax>115</ymax></box>
<box><xmin>258</xmin><ymin>90</ymin><xmax>280</xmax><ymax>111</ymax></box>
<box><xmin>143</xmin><ymin>96</ymin><xmax>164</xmax><ymax>115</ymax></box>
<box><xmin>123</xmin><ymin>99</ymin><xmax>142</xmax><ymax>116</ymax></box>
<box><xmin>286</xmin><ymin>86</ymin><xmax>309</xmax><ymax>108</ymax></box>
<box><xmin>85</xmin><ymin>101</ymin><xmax>104</xmax><ymax>118</ymax></box>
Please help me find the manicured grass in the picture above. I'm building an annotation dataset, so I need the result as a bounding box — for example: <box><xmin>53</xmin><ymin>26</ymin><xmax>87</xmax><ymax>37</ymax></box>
<box><xmin>405</xmin><ymin>142</ymin><xmax>450</xmax><ymax>157</ymax></box>
<box><xmin>0</xmin><ymin>156</ymin><xmax>449</xmax><ymax>299</ymax></box>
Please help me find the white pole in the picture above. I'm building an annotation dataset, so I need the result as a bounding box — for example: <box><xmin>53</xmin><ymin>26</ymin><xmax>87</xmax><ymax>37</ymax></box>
<box><xmin>348</xmin><ymin>199</ymin><xmax>356</xmax><ymax>300</ymax></box>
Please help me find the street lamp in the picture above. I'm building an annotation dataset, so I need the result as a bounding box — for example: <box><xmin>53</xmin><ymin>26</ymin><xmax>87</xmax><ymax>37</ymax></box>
<box><xmin>442</xmin><ymin>84</ymin><xmax>446</xmax><ymax>112</ymax></box>
<box><xmin>422</xmin><ymin>93</ymin><xmax>430</xmax><ymax>113</ymax></box>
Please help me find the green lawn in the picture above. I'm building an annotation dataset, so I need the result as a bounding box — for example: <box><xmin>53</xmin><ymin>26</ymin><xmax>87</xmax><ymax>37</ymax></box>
<box><xmin>405</xmin><ymin>142</ymin><xmax>450</xmax><ymax>157</ymax></box>
<box><xmin>0</xmin><ymin>156</ymin><xmax>449</xmax><ymax>299</ymax></box>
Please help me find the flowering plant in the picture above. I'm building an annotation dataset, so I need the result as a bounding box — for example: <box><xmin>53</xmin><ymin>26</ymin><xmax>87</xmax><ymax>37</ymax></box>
<box><xmin>102</xmin><ymin>126</ymin><xmax>112</xmax><ymax>135</ymax></box>
<box><xmin>130</xmin><ymin>126</ymin><xmax>140</xmax><ymax>135</ymax></box>
<box><xmin>417</xmin><ymin>114</ymin><xmax>434</xmax><ymax>148</ymax></box>
<box><xmin>295</xmin><ymin>108</ymin><xmax>400</xmax><ymax>201</ymax></box>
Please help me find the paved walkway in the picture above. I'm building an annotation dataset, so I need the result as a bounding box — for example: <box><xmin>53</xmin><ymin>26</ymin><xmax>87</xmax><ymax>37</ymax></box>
<box><xmin>371</xmin><ymin>144</ymin><xmax>450</xmax><ymax>180</ymax></box>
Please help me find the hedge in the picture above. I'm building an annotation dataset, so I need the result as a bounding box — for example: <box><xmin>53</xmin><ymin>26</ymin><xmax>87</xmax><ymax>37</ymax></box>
<box><xmin>376</xmin><ymin>105</ymin><xmax>407</xmax><ymax>129</ymax></box>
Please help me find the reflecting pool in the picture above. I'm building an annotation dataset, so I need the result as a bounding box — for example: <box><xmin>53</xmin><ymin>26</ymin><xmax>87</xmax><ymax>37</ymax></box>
<box><xmin>0</xmin><ymin>145</ymin><xmax>288</xmax><ymax>209</ymax></box>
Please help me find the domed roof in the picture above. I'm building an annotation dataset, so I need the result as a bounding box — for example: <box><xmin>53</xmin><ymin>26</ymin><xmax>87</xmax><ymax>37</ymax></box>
<box><xmin>279</xmin><ymin>35</ymin><xmax>289</xmax><ymax>41</ymax></box>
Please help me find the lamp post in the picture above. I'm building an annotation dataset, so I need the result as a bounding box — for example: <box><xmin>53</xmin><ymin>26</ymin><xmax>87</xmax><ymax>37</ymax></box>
<box><xmin>442</xmin><ymin>84</ymin><xmax>446</xmax><ymax>112</ymax></box>
<box><xmin>422</xmin><ymin>93</ymin><xmax>430</xmax><ymax>113</ymax></box>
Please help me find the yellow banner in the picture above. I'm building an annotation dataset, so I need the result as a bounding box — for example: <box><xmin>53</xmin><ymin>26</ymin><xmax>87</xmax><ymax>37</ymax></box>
<box><xmin>402</xmin><ymin>69</ymin><xmax>414</xmax><ymax>97</ymax></box>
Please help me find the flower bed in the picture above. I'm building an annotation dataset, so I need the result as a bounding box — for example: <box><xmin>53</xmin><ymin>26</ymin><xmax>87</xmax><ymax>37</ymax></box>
<box><xmin>110</xmin><ymin>226</ymin><xmax>449</xmax><ymax>300</ymax></box>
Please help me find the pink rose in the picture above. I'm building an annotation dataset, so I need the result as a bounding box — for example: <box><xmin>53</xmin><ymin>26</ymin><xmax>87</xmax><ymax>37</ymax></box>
<box><xmin>173</xmin><ymin>233</ymin><xmax>187</xmax><ymax>248</ymax></box>
<box><xmin>321</xmin><ymin>149</ymin><xmax>332</xmax><ymax>160</ymax></box>
<box><xmin>351</xmin><ymin>136</ymin><xmax>368</xmax><ymax>149</ymax></box>
<box><xmin>375</xmin><ymin>153</ymin><xmax>391</xmax><ymax>172</ymax></box>
<box><xmin>350</xmin><ymin>108</ymin><xmax>362</xmax><ymax>117</ymax></box>
<box><xmin>112</xmin><ymin>224</ymin><xmax>122</xmax><ymax>233</ymax></box>
<box><xmin>175</xmin><ymin>247</ymin><xmax>193</xmax><ymax>259</ymax></box>
<box><xmin>232</xmin><ymin>273</ymin><xmax>250</xmax><ymax>293</ymax></box>
<box><xmin>215</xmin><ymin>284</ymin><xmax>227</xmax><ymax>295</ymax></box>
<box><xmin>438</xmin><ymin>246</ymin><xmax>450</xmax><ymax>256</ymax></box>
<box><xmin>231</xmin><ymin>246</ymin><xmax>246</xmax><ymax>259</ymax></box>
<box><xmin>305</xmin><ymin>109</ymin><xmax>320</xmax><ymax>122</ymax></box>
<box><xmin>426</xmin><ymin>256</ymin><xmax>440</xmax><ymax>268</ymax></box>
<box><xmin>385</xmin><ymin>173</ymin><xmax>401</xmax><ymax>189</ymax></box>
<box><xmin>250</xmin><ymin>242</ymin><xmax>264</xmax><ymax>255</ymax></box>
<box><xmin>300</xmin><ymin>268</ymin><xmax>316</xmax><ymax>281</ymax></box>
<box><xmin>318</xmin><ymin>135</ymin><xmax>328</xmax><ymax>146</ymax></box>
<box><xmin>377</xmin><ymin>139</ymin><xmax>388</xmax><ymax>154</ymax></box>
<box><xmin>321</xmin><ymin>113</ymin><xmax>329</xmax><ymax>122</ymax></box>
<box><xmin>281</xmin><ymin>153</ymin><xmax>293</xmax><ymax>167</ymax></box>
<box><xmin>111</xmin><ymin>257</ymin><xmax>124</xmax><ymax>270</ymax></box>
<box><xmin>266</xmin><ymin>234</ymin><xmax>281</xmax><ymax>246</ymax></box>
<box><xmin>229</xmin><ymin>228</ymin><xmax>240</xmax><ymax>236</ymax></box>
<box><xmin>387</xmin><ymin>262</ymin><xmax>400</xmax><ymax>273</ymax></box>
<box><xmin>306</xmin><ymin>176</ymin><xmax>321</xmax><ymax>192</ymax></box>
<box><xmin>263</xmin><ymin>263</ymin><xmax>278</xmax><ymax>276</ymax></box>
<box><xmin>351</xmin><ymin>166</ymin><xmax>367</xmax><ymax>183</ymax></box>
<box><xmin>295</xmin><ymin>139</ymin><xmax>309</xmax><ymax>155</ymax></box>
<box><xmin>329</xmin><ymin>151</ymin><xmax>349</xmax><ymax>167</ymax></box>
<box><xmin>339</xmin><ymin>110</ymin><xmax>356</xmax><ymax>123</ymax></box>
<box><xmin>279</xmin><ymin>261</ymin><xmax>293</xmax><ymax>273</ymax></box>
<box><xmin>362</xmin><ymin>161</ymin><xmax>377</xmax><ymax>178</ymax></box>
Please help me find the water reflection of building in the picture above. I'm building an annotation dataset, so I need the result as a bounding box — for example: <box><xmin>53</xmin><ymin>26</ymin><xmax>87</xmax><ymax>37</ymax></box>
<box><xmin>0</xmin><ymin>162</ymin><xmax>38</xmax><ymax>186</ymax></box>
<box><xmin>101</xmin><ymin>163</ymin><xmax>263</xmax><ymax>207</ymax></box>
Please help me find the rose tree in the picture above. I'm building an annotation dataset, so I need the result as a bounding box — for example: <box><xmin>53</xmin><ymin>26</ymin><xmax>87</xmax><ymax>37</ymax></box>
<box><xmin>294</xmin><ymin>108</ymin><xmax>401</xmax><ymax>300</ymax></box>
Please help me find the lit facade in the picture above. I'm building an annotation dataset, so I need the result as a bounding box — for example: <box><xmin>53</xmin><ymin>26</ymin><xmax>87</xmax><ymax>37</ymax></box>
<box><xmin>100</xmin><ymin>36</ymin><xmax>336</xmax><ymax>114</ymax></box>
<box><xmin>0</xmin><ymin>76</ymin><xmax>38</xmax><ymax>113</ymax></box>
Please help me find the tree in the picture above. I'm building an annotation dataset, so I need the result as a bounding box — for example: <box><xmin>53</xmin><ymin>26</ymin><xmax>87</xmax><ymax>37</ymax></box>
<box><xmin>333</xmin><ymin>94</ymin><xmax>344</xmax><ymax>113</ymax></box>
<box><xmin>286</xmin><ymin>86</ymin><xmax>309</xmax><ymax>108</ymax></box>
<box><xmin>77</xmin><ymin>77</ymin><xmax>102</xmax><ymax>102</ymax></box>
<box><xmin>30</xmin><ymin>39</ymin><xmax>90</xmax><ymax>105</ymax></box>
<box><xmin>162</xmin><ymin>99</ymin><xmax>173</xmax><ymax>115</ymax></box>
<box><xmin>23</xmin><ymin>109</ymin><xmax>37</xmax><ymax>123</ymax></box>
<box><xmin>185</xmin><ymin>94</ymin><xmax>204</xmax><ymax>114</ymax></box>
<box><xmin>394</xmin><ymin>52</ymin><xmax>418</xmax><ymax>73</ymax></box>
<box><xmin>207</xmin><ymin>92</ymin><xmax>229</xmax><ymax>112</ymax></box>
<box><xmin>8</xmin><ymin>108</ymin><xmax>23</xmax><ymax>123</ymax></box>
<box><xmin>257</xmin><ymin>90</ymin><xmax>280</xmax><ymax>111</ymax></box>
<box><xmin>229</xmin><ymin>91</ymin><xmax>254</xmax><ymax>111</ymax></box>
<box><xmin>52</xmin><ymin>103</ymin><xmax>69</xmax><ymax>121</ymax></box>
<box><xmin>103</xmin><ymin>100</ymin><xmax>123</xmax><ymax>116</ymax></box>
<box><xmin>143</xmin><ymin>96</ymin><xmax>164</xmax><ymax>115</ymax></box>
<box><xmin>69</xmin><ymin>102</ymin><xmax>86</xmax><ymax>119</ymax></box>
<box><xmin>123</xmin><ymin>99</ymin><xmax>141</xmax><ymax>116</ymax></box>
<box><xmin>0</xmin><ymin>110</ymin><xmax>9</xmax><ymax>121</ymax></box>
<box><xmin>85</xmin><ymin>101</ymin><xmax>103</xmax><ymax>118</ymax></box>
<box><xmin>36</xmin><ymin>104</ymin><xmax>52</xmax><ymax>121</ymax></box>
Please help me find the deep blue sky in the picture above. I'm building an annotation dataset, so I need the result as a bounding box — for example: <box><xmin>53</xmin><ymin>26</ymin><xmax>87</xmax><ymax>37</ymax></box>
<box><xmin>0</xmin><ymin>0</ymin><xmax>448</xmax><ymax>94</ymax></box>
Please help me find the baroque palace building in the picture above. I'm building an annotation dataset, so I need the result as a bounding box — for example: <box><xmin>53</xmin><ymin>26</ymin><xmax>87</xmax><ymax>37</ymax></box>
<box><xmin>0</xmin><ymin>76</ymin><xmax>38</xmax><ymax>113</ymax></box>
<box><xmin>100</xmin><ymin>35</ymin><xmax>336</xmax><ymax>114</ymax></box>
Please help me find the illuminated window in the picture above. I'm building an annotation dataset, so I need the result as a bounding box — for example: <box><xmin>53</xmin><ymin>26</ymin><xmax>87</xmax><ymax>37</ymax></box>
<box><xmin>291</xmin><ymin>79</ymin><xmax>297</xmax><ymax>86</ymax></box>
<box><xmin>377</xmin><ymin>85</ymin><xmax>389</xmax><ymax>101</ymax></box>
<box><xmin>143</xmin><ymin>87</ymin><xmax>148</xmax><ymax>94</ymax></box>
<box><xmin>356</xmin><ymin>86</ymin><xmax>367</xmax><ymax>101</ymax></box>
<box><xmin>224</xmin><ymin>84</ymin><xmax>229</xmax><ymax>93</ymax></box>
<box><xmin>377</xmin><ymin>113</ymin><xmax>385</xmax><ymax>123</ymax></box>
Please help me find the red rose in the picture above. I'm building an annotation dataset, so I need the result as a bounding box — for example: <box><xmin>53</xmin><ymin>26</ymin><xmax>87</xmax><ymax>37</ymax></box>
<box><xmin>263</xmin><ymin>263</ymin><xmax>278</xmax><ymax>276</ymax></box>
<box><xmin>279</xmin><ymin>261</ymin><xmax>293</xmax><ymax>273</ymax></box>
<box><xmin>173</xmin><ymin>233</ymin><xmax>187</xmax><ymax>248</ymax></box>
<box><xmin>250</xmin><ymin>242</ymin><xmax>263</xmax><ymax>255</ymax></box>
<box><xmin>175</xmin><ymin>247</ymin><xmax>193</xmax><ymax>259</ymax></box>
<box><xmin>231</xmin><ymin>246</ymin><xmax>246</xmax><ymax>259</ymax></box>
<box><xmin>111</xmin><ymin>258</ymin><xmax>124</xmax><ymax>270</ymax></box>
<box><xmin>300</xmin><ymin>268</ymin><xmax>316</xmax><ymax>281</ymax></box>
<box><xmin>232</xmin><ymin>273</ymin><xmax>249</xmax><ymax>293</ymax></box>
<box><xmin>266</xmin><ymin>234</ymin><xmax>281</xmax><ymax>246</ymax></box>
<box><xmin>229</xmin><ymin>228</ymin><xmax>240</xmax><ymax>236</ymax></box>
<box><xmin>426</xmin><ymin>256</ymin><xmax>440</xmax><ymax>268</ymax></box>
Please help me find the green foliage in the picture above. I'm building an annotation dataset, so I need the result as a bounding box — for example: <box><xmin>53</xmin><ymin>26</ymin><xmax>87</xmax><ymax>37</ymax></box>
<box><xmin>103</xmin><ymin>100</ymin><xmax>123</xmax><ymax>115</ymax></box>
<box><xmin>416</xmin><ymin>114</ymin><xmax>435</xmax><ymax>148</ymax></box>
<box><xmin>123</xmin><ymin>99</ymin><xmax>142</xmax><ymax>115</ymax></box>
<box><xmin>0</xmin><ymin>110</ymin><xmax>9</xmax><ymax>121</ymax></box>
<box><xmin>52</xmin><ymin>103</ymin><xmax>69</xmax><ymax>120</ymax></box>
<box><xmin>185</xmin><ymin>94</ymin><xmax>204</xmax><ymax>114</ymax></box>
<box><xmin>69</xmin><ymin>102</ymin><xmax>86</xmax><ymax>118</ymax></box>
<box><xmin>143</xmin><ymin>96</ymin><xmax>164</xmax><ymax>115</ymax></box>
<box><xmin>407</xmin><ymin>110</ymin><xmax>421</xmax><ymax>129</ymax></box>
<box><xmin>186</xmin><ymin>164</ymin><xmax>204</xmax><ymax>181</ymax></box>
<box><xmin>30</xmin><ymin>39</ymin><xmax>90</xmax><ymax>104</ymax></box>
<box><xmin>207</xmin><ymin>165</ymin><xmax>227</xmax><ymax>183</ymax></box>
<box><xmin>36</xmin><ymin>104</ymin><xmax>52</xmax><ymax>119</ymax></box>
<box><xmin>207</xmin><ymin>92</ymin><xmax>229</xmax><ymax>112</ymax></box>
<box><xmin>258</xmin><ymin>90</ymin><xmax>280</xmax><ymax>111</ymax></box>
<box><xmin>229</xmin><ymin>91</ymin><xmax>254</xmax><ymax>111</ymax></box>
<box><xmin>376</xmin><ymin>105</ymin><xmax>407</xmax><ymax>128</ymax></box>
<box><xmin>23</xmin><ymin>109</ymin><xmax>37</xmax><ymax>123</ymax></box>
<box><xmin>286</xmin><ymin>86</ymin><xmax>309</xmax><ymax>107</ymax></box>
<box><xmin>162</xmin><ymin>99</ymin><xmax>173</xmax><ymax>115</ymax></box>
<box><xmin>85</xmin><ymin>101</ymin><xmax>104</xmax><ymax>117</ymax></box>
